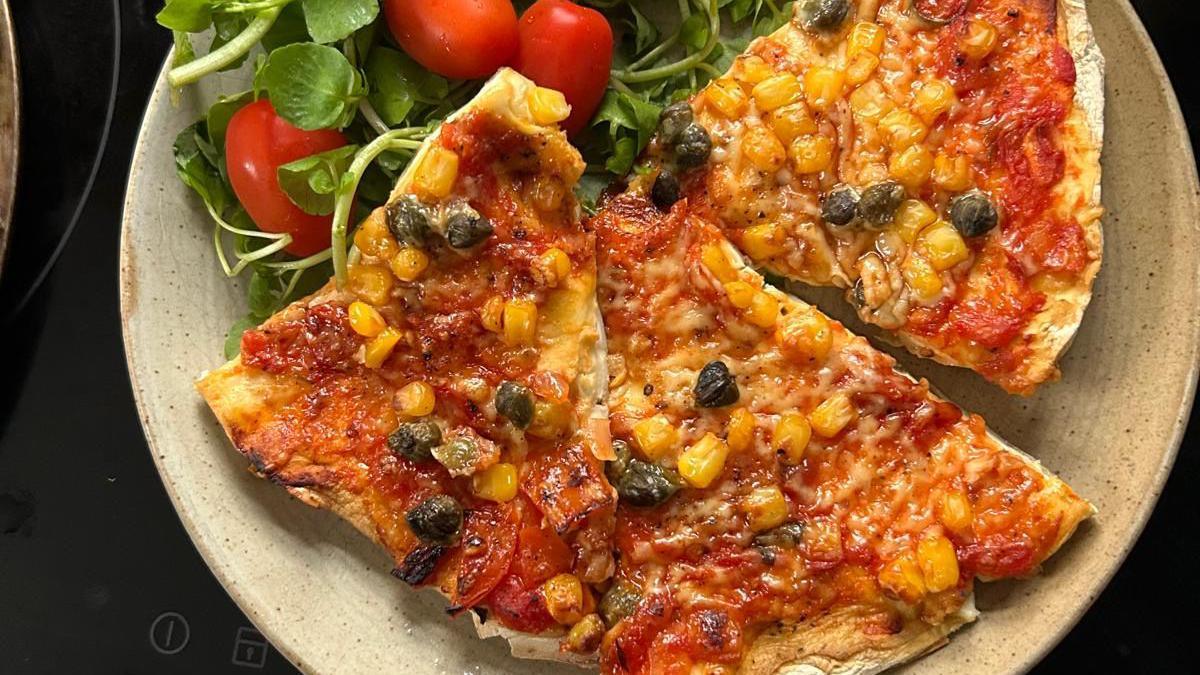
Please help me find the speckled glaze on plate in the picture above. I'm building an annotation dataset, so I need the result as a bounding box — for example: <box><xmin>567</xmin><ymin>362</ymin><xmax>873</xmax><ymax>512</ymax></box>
<box><xmin>120</xmin><ymin>2</ymin><xmax>1200</xmax><ymax>673</ymax></box>
<box><xmin>0</xmin><ymin>0</ymin><xmax>20</xmax><ymax>277</ymax></box>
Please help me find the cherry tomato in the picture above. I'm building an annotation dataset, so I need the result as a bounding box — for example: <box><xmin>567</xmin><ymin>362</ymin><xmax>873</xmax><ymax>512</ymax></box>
<box><xmin>383</xmin><ymin>0</ymin><xmax>518</xmax><ymax>79</ymax></box>
<box><xmin>513</xmin><ymin>0</ymin><xmax>614</xmax><ymax>136</ymax></box>
<box><xmin>486</xmin><ymin>573</ymin><xmax>558</xmax><ymax>633</ymax></box>
<box><xmin>451</xmin><ymin>502</ymin><xmax>519</xmax><ymax>609</ymax></box>
<box><xmin>225</xmin><ymin>100</ymin><xmax>346</xmax><ymax>257</ymax></box>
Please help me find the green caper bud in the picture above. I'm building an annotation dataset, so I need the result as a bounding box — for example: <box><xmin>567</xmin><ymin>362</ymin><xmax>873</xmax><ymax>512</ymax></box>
<box><xmin>675</xmin><ymin>123</ymin><xmax>713</xmax><ymax>169</ymax></box>
<box><xmin>821</xmin><ymin>185</ymin><xmax>860</xmax><ymax>228</ymax></box>
<box><xmin>616</xmin><ymin>459</ymin><xmax>680</xmax><ymax>507</ymax></box>
<box><xmin>405</xmin><ymin>494</ymin><xmax>463</xmax><ymax>545</ymax></box>
<box><xmin>599</xmin><ymin>579</ymin><xmax>642</xmax><ymax>627</ymax></box>
<box><xmin>386</xmin><ymin>195</ymin><xmax>433</xmax><ymax>247</ymax></box>
<box><xmin>445</xmin><ymin>207</ymin><xmax>494</xmax><ymax>249</ymax></box>
<box><xmin>659</xmin><ymin>101</ymin><xmax>694</xmax><ymax>145</ymax></box>
<box><xmin>858</xmin><ymin>181</ymin><xmax>906</xmax><ymax>229</ymax></box>
<box><xmin>694</xmin><ymin>360</ymin><xmax>739</xmax><ymax>408</ymax></box>
<box><xmin>949</xmin><ymin>190</ymin><xmax>998</xmax><ymax>238</ymax></box>
<box><xmin>797</xmin><ymin>0</ymin><xmax>851</xmax><ymax>32</ymax></box>
<box><xmin>432</xmin><ymin>437</ymin><xmax>478</xmax><ymax>474</ymax></box>
<box><xmin>605</xmin><ymin>439</ymin><xmax>633</xmax><ymax>485</ymax></box>
<box><xmin>752</xmin><ymin>521</ymin><xmax>805</xmax><ymax>549</ymax></box>
<box><xmin>651</xmin><ymin>170</ymin><xmax>681</xmax><ymax>210</ymax></box>
<box><xmin>495</xmin><ymin>381</ymin><xmax>535</xmax><ymax>429</ymax></box>
<box><xmin>851</xmin><ymin>278</ymin><xmax>866</xmax><ymax>308</ymax></box>
<box><xmin>387</xmin><ymin>420</ymin><xmax>442</xmax><ymax>462</ymax></box>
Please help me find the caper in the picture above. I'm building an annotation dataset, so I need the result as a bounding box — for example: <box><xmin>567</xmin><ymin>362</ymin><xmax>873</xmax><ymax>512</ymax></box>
<box><xmin>674</xmin><ymin>123</ymin><xmax>713</xmax><ymax>169</ymax></box>
<box><xmin>651</xmin><ymin>170</ymin><xmax>681</xmax><ymax>210</ymax></box>
<box><xmin>659</xmin><ymin>101</ymin><xmax>694</xmax><ymax>145</ymax></box>
<box><xmin>605</xmin><ymin>439</ymin><xmax>633</xmax><ymax>485</ymax></box>
<box><xmin>405</xmin><ymin>494</ymin><xmax>463</xmax><ymax>545</ymax></box>
<box><xmin>616</xmin><ymin>459</ymin><xmax>679</xmax><ymax>507</ymax></box>
<box><xmin>821</xmin><ymin>185</ymin><xmax>860</xmax><ymax>228</ymax></box>
<box><xmin>694</xmin><ymin>360</ymin><xmax>739</xmax><ymax>408</ymax></box>
<box><xmin>387</xmin><ymin>420</ymin><xmax>443</xmax><ymax>462</ymax></box>
<box><xmin>432</xmin><ymin>437</ymin><xmax>478</xmax><ymax>475</ymax></box>
<box><xmin>949</xmin><ymin>190</ymin><xmax>998</xmax><ymax>238</ymax></box>
<box><xmin>445</xmin><ymin>207</ymin><xmax>494</xmax><ymax>249</ymax></box>
<box><xmin>599</xmin><ymin>579</ymin><xmax>642</xmax><ymax>627</ymax></box>
<box><xmin>495</xmin><ymin>381</ymin><xmax>535</xmax><ymax>429</ymax></box>
<box><xmin>752</xmin><ymin>521</ymin><xmax>805</xmax><ymax>549</ymax></box>
<box><xmin>851</xmin><ymin>278</ymin><xmax>866</xmax><ymax>308</ymax></box>
<box><xmin>386</xmin><ymin>195</ymin><xmax>433</xmax><ymax>246</ymax></box>
<box><xmin>858</xmin><ymin>181</ymin><xmax>906</xmax><ymax>229</ymax></box>
<box><xmin>797</xmin><ymin>0</ymin><xmax>850</xmax><ymax>32</ymax></box>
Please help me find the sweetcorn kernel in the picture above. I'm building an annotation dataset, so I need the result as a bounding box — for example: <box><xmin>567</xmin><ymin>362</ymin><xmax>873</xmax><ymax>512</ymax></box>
<box><xmin>743</xmin><ymin>486</ymin><xmax>789</xmax><ymax>532</ymax></box>
<box><xmin>789</xmin><ymin>134</ymin><xmax>834</xmax><ymax>174</ymax></box>
<box><xmin>933</xmin><ymin>152</ymin><xmax>973</xmax><ymax>192</ymax></box>
<box><xmin>724</xmin><ymin>281</ymin><xmax>758</xmax><ymax>309</ymax></box>
<box><xmin>726</xmin><ymin>408</ymin><xmax>757</xmax><ymax>453</ymax></box>
<box><xmin>735</xmin><ymin>55</ymin><xmax>775</xmax><ymax>86</ymax></box>
<box><xmin>752</xmin><ymin>73</ymin><xmax>804</xmax><ymax>112</ymax></box>
<box><xmin>773</xmin><ymin>412</ymin><xmax>811</xmax><ymax>463</ymax></box>
<box><xmin>746</xmin><ymin>291</ymin><xmax>780</xmax><ymax>328</ymax></box>
<box><xmin>472</xmin><ymin>462</ymin><xmax>519</xmax><ymax>502</ymax></box>
<box><xmin>707</xmin><ymin>78</ymin><xmax>748</xmax><ymax>118</ymax></box>
<box><xmin>918</xmin><ymin>221</ymin><xmax>969</xmax><ymax>271</ymax></box>
<box><xmin>397</xmin><ymin>381</ymin><xmax>436</xmax><ymax>417</ymax></box>
<box><xmin>502</xmin><ymin>299</ymin><xmax>539</xmax><ymax>346</ymax></box>
<box><xmin>803</xmin><ymin>66</ymin><xmax>845</xmax><ymax>111</ymax></box>
<box><xmin>354</xmin><ymin>209</ymin><xmax>399</xmax><ymax>260</ymax></box>
<box><xmin>347</xmin><ymin>263</ymin><xmax>394</xmax><ymax>306</ymax></box>
<box><xmin>677</xmin><ymin>432</ymin><xmax>730</xmax><ymax>488</ymax></box>
<box><xmin>364</xmin><ymin>327</ymin><xmax>402</xmax><ymax>369</ymax></box>
<box><xmin>776</xmin><ymin>310</ymin><xmax>833</xmax><ymax>362</ymax></box>
<box><xmin>543</xmin><ymin>574</ymin><xmax>586</xmax><ymax>625</ymax></box>
<box><xmin>480</xmin><ymin>296</ymin><xmax>505</xmax><ymax>332</ymax></box>
<box><xmin>769</xmin><ymin>102</ymin><xmax>819</xmax><ymax>143</ymax></box>
<box><xmin>847</xmin><ymin>22</ymin><xmax>886</xmax><ymax>58</ymax></box>
<box><xmin>889</xmin><ymin>144</ymin><xmax>934</xmax><ymax>188</ymax></box>
<box><xmin>912</xmin><ymin>79</ymin><xmax>957</xmax><ymax>124</ymax></box>
<box><xmin>902</xmin><ymin>253</ymin><xmax>943</xmax><ymax>301</ymax></box>
<box><xmin>348</xmin><ymin>301</ymin><xmax>386</xmax><ymax>338</ymax></box>
<box><xmin>918</xmin><ymin>534</ymin><xmax>960</xmax><ymax>593</ymax></box>
<box><xmin>878</xmin><ymin>108</ymin><xmax>928</xmax><ymax>150</ymax></box>
<box><xmin>878</xmin><ymin>552</ymin><xmax>926</xmax><ymax>603</ymax></box>
<box><xmin>702</xmin><ymin>244</ymin><xmax>739</xmax><ymax>283</ymax></box>
<box><xmin>845</xmin><ymin>51</ymin><xmax>880</xmax><ymax>87</ymax></box>
<box><xmin>741</xmin><ymin>222</ymin><xmax>788</xmax><ymax>259</ymax></box>
<box><xmin>533</xmin><ymin>247</ymin><xmax>572</xmax><ymax>288</ymax></box>
<box><xmin>848</xmin><ymin>81</ymin><xmax>896</xmax><ymax>121</ymax></box>
<box><xmin>940</xmin><ymin>491</ymin><xmax>974</xmax><ymax>533</ymax></box>
<box><xmin>529</xmin><ymin>86</ymin><xmax>571</xmax><ymax>126</ymax></box>
<box><xmin>743</xmin><ymin>126</ymin><xmax>788</xmax><ymax>173</ymax></box>
<box><xmin>810</xmin><ymin>393</ymin><xmax>855</xmax><ymax>438</ymax></box>
<box><xmin>390</xmin><ymin>247</ymin><xmax>430</xmax><ymax>282</ymax></box>
<box><xmin>632</xmin><ymin>414</ymin><xmax>678</xmax><ymax>460</ymax></box>
<box><xmin>960</xmin><ymin>20</ymin><xmax>998</xmax><ymax>60</ymax></box>
<box><xmin>893</xmin><ymin>200</ymin><xmax>938</xmax><ymax>243</ymax></box>
<box><xmin>413</xmin><ymin>146</ymin><xmax>459</xmax><ymax>199</ymax></box>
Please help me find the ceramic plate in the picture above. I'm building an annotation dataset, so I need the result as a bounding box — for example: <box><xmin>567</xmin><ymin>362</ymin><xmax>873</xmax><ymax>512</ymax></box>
<box><xmin>0</xmin><ymin>0</ymin><xmax>19</xmax><ymax>276</ymax></box>
<box><xmin>120</xmin><ymin>2</ymin><xmax>1200</xmax><ymax>673</ymax></box>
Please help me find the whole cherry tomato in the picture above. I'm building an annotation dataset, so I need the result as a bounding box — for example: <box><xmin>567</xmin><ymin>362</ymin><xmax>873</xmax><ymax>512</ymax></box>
<box><xmin>225</xmin><ymin>100</ymin><xmax>346</xmax><ymax>257</ymax></box>
<box><xmin>383</xmin><ymin>0</ymin><xmax>519</xmax><ymax>79</ymax></box>
<box><xmin>513</xmin><ymin>0</ymin><xmax>614</xmax><ymax>136</ymax></box>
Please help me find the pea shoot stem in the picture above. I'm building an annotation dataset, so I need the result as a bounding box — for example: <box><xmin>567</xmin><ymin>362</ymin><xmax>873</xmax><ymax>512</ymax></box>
<box><xmin>331</xmin><ymin>130</ymin><xmax>427</xmax><ymax>288</ymax></box>
<box><xmin>611</xmin><ymin>0</ymin><xmax>720</xmax><ymax>85</ymax></box>
<box><xmin>167</xmin><ymin>7</ymin><xmax>282</xmax><ymax>88</ymax></box>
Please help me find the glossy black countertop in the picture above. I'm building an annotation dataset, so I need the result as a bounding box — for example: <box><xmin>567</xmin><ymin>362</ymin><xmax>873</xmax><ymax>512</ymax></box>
<box><xmin>0</xmin><ymin>1</ymin><xmax>1195</xmax><ymax>673</ymax></box>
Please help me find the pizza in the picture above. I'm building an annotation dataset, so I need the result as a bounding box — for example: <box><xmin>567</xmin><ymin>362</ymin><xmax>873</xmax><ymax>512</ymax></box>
<box><xmin>197</xmin><ymin>69</ymin><xmax>617</xmax><ymax>660</ymax></box>
<box><xmin>591</xmin><ymin>181</ymin><xmax>1092</xmax><ymax>674</ymax></box>
<box><xmin>660</xmin><ymin>0</ymin><xmax>1103</xmax><ymax>394</ymax></box>
<box><xmin>192</xmin><ymin>4</ymin><xmax>1102</xmax><ymax>673</ymax></box>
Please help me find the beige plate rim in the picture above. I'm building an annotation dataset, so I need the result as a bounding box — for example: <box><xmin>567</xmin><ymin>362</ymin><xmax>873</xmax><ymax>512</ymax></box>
<box><xmin>119</xmin><ymin>1</ymin><xmax>1200</xmax><ymax>673</ymax></box>
<box><xmin>0</xmin><ymin>0</ymin><xmax>21</xmax><ymax>275</ymax></box>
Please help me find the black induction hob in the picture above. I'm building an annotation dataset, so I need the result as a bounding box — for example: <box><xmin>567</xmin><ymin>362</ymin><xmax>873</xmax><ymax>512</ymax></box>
<box><xmin>0</xmin><ymin>2</ymin><xmax>1195</xmax><ymax>673</ymax></box>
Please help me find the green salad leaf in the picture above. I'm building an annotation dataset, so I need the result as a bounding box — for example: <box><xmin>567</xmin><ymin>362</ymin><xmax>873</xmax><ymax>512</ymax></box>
<box><xmin>157</xmin><ymin>0</ymin><xmax>214</xmax><ymax>33</ymax></box>
<box><xmin>277</xmin><ymin>144</ymin><xmax>359</xmax><ymax>215</ymax></box>
<box><xmin>173</xmin><ymin>121</ymin><xmax>232</xmax><ymax>218</ymax></box>
<box><xmin>258</xmin><ymin>42</ymin><xmax>361</xmax><ymax>130</ymax></box>
<box><xmin>301</xmin><ymin>0</ymin><xmax>379</xmax><ymax>44</ymax></box>
<box><xmin>261</xmin><ymin>3</ymin><xmax>311</xmax><ymax>51</ymax></box>
<box><xmin>365</xmin><ymin>47</ymin><xmax>450</xmax><ymax>127</ymax></box>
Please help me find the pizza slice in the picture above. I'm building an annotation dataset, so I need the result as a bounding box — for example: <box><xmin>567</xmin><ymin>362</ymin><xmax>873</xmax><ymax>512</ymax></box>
<box><xmin>591</xmin><ymin>181</ymin><xmax>1093</xmax><ymax>673</ymax></box>
<box><xmin>197</xmin><ymin>69</ymin><xmax>616</xmax><ymax>660</ymax></box>
<box><xmin>650</xmin><ymin>0</ymin><xmax>1103</xmax><ymax>394</ymax></box>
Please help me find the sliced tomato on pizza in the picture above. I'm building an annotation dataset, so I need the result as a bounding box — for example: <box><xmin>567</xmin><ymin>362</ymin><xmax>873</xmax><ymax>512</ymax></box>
<box><xmin>197</xmin><ymin>70</ymin><xmax>615</xmax><ymax>654</ymax></box>
<box><xmin>653</xmin><ymin>0</ymin><xmax>1102</xmax><ymax>394</ymax></box>
<box><xmin>590</xmin><ymin>180</ymin><xmax>1093</xmax><ymax>674</ymax></box>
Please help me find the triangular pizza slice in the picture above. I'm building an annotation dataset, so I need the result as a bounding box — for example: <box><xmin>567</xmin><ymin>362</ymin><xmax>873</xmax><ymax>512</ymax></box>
<box><xmin>650</xmin><ymin>0</ymin><xmax>1102</xmax><ymax>394</ymax></box>
<box><xmin>197</xmin><ymin>70</ymin><xmax>614</xmax><ymax>660</ymax></box>
<box><xmin>591</xmin><ymin>178</ymin><xmax>1092</xmax><ymax>673</ymax></box>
